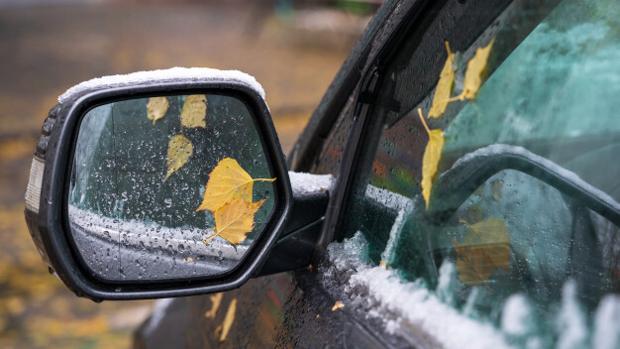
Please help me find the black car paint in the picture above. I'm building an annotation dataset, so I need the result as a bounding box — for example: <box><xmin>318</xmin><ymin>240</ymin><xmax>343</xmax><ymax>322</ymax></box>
<box><xmin>137</xmin><ymin>0</ymin><xmax>531</xmax><ymax>347</ymax></box>
<box><xmin>136</xmin><ymin>0</ymin><xmax>432</xmax><ymax>347</ymax></box>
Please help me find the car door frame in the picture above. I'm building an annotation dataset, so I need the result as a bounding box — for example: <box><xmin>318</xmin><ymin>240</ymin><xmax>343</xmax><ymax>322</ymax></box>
<box><xmin>288</xmin><ymin>0</ymin><xmax>524</xmax><ymax>347</ymax></box>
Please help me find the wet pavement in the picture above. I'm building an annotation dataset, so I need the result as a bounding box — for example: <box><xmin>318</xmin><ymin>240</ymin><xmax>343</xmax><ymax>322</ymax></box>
<box><xmin>0</xmin><ymin>3</ymin><xmax>356</xmax><ymax>348</ymax></box>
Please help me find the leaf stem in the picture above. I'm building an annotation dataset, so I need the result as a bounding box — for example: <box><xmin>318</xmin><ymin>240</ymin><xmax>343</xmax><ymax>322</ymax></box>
<box><xmin>417</xmin><ymin>108</ymin><xmax>432</xmax><ymax>136</ymax></box>
<box><xmin>254</xmin><ymin>178</ymin><xmax>277</xmax><ymax>182</ymax></box>
<box><xmin>204</xmin><ymin>232</ymin><xmax>219</xmax><ymax>245</ymax></box>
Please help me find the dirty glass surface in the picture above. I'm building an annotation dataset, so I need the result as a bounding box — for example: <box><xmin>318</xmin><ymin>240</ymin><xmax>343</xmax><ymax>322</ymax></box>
<box><xmin>340</xmin><ymin>0</ymin><xmax>620</xmax><ymax>346</ymax></box>
<box><xmin>310</xmin><ymin>95</ymin><xmax>356</xmax><ymax>175</ymax></box>
<box><xmin>68</xmin><ymin>94</ymin><xmax>276</xmax><ymax>282</ymax></box>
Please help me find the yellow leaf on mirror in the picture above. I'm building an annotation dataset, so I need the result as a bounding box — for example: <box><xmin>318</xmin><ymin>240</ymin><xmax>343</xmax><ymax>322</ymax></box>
<box><xmin>210</xmin><ymin>198</ymin><xmax>265</xmax><ymax>245</ymax></box>
<box><xmin>205</xmin><ymin>293</ymin><xmax>222</xmax><ymax>319</ymax></box>
<box><xmin>146</xmin><ymin>96</ymin><xmax>169</xmax><ymax>124</ymax></box>
<box><xmin>459</xmin><ymin>38</ymin><xmax>495</xmax><ymax>101</ymax></box>
<box><xmin>429</xmin><ymin>41</ymin><xmax>455</xmax><ymax>119</ymax></box>
<box><xmin>180</xmin><ymin>94</ymin><xmax>207</xmax><ymax>128</ymax></box>
<box><xmin>218</xmin><ymin>298</ymin><xmax>237</xmax><ymax>342</ymax></box>
<box><xmin>417</xmin><ymin>108</ymin><xmax>444</xmax><ymax>208</ymax></box>
<box><xmin>454</xmin><ymin>218</ymin><xmax>511</xmax><ymax>285</ymax></box>
<box><xmin>196</xmin><ymin>157</ymin><xmax>275</xmax><ymax>213</ymax></box>
<box><xmin>165</xmin><ymin>134</ymin><xmax>193</xmax><ymax>180</ymax></box>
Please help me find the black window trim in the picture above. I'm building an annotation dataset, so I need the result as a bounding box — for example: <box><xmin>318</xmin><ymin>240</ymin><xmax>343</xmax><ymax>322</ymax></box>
<box><xmin>316</xmin><ymin>0</ymin><xmax>434</xmax><ymax>254</ymax></box>
<box><xmin>319</xmin><ymin>0</ymin><xmax>525</xmax><ymax>253</ymax></box>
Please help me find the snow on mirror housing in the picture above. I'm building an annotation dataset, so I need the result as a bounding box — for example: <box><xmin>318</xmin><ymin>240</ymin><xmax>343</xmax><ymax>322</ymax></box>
<box><xmin>24</xmin><ymin>68</ymin><xmax>292</xmax><ymax>300</ymax></box>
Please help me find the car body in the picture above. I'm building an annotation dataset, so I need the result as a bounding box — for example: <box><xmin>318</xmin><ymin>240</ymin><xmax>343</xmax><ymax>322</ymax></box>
<box><xmin>26</xmin><ymin>0</ymin><xmax>620</xmax><ymax>348</ymax></box>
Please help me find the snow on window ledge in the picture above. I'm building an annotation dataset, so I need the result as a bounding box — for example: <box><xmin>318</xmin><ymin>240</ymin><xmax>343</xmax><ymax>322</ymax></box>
<box><xmin>321</xmin><ymin>232</ymin><xmax>512</xmax><ymax>349</ymax></box>
<box><xmin>288</xmin><ymin>171</ymin><xmax>333</xmax><ymax>197</ymax></box>
<box><xmin>321</xmin><ymin>232</ymin><xmax>620</xmax><ymax>349</ymax></box>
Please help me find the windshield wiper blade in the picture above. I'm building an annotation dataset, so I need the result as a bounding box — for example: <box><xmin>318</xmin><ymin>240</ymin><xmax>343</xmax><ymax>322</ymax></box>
<box><xmin>427</xmin><ymin>144</ymin><xmax>620</xmax><ymax>226</ymax></box>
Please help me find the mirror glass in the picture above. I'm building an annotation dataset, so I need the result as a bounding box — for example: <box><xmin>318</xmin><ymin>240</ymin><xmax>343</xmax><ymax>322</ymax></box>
<box><xmin>68</xmin><ymin>93</ymin><xmax>277</xmax><ymax>282</ymax></box>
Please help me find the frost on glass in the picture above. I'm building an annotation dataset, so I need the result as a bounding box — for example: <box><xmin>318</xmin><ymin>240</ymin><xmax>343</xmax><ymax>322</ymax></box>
<box><xmin>335</xmin><ymin>0</ymin><xmax>620</xmax><ymax>347</ymax></box>
<box><xmin>68</xmin><ymin>94</ymin><xmax>276</xmax><ymax>281</ymax></box>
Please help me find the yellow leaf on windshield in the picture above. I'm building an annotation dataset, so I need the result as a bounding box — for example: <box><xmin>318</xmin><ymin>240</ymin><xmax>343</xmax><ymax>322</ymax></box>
<box><xmin>418</xmin><ymin>108</ymin><xmax>444</xmax><ymax>208</ymax></box>
<box><xmin>459</xmin><ymin>38</ymin><xmax>495</xmax><ymax>101</ymax></box>
<box><xmin>209</xmin><ymin>198</ymin><xmax>265</xmax><ymax>245</ymax></box>
<box><xmin>454</xmin><ymin>218</ymin><xmax>511</xmax><ymax>285</ymax></box>
<box><xmin>429</xmin><ymin>41</ymin><xmax>455</xmax><ymax>119</ymax></box>
<box><xmin>165</xmin><ymin>134</ymin><xmax>193</xmax><ymax>180</ymax></box>
<box><xmin>146</xmin><ymin>96</ymin><xmax>169</xmax><ymax>124</ymax></box>
<box><xmin>196</xmin><ymin>157</ymin><xmax>275</xmax><ymax>212</ymax></box>
<box><xmin>218</xmin><ymin>298</ymin><xmax>237</xmax><ymax>342</ymax></box>
<box><xmin>180</xmin><ymin>94</ymin><xmax>207</xmax><ymax>128</ymax></box>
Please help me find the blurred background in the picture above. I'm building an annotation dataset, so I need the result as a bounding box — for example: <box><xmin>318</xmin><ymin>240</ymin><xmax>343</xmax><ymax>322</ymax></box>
<box><xmin>0</xmin><ymin>0</ymin><xmax>378</xmax><ymax>347</ymax></box>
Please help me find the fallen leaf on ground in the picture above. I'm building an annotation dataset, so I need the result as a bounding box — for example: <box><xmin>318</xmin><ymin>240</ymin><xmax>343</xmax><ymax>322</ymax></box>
<box><xmin>418</xmin><ymin>108</ymin><xmax>444</xmax><ymax>208</ymax></box>
<box><xmin>205</xmin><ymin>293</ymin><xmax>223</xmax><ymax>319</ymax></box>
<box><xmin>196</xmin><ymin>157</ymin><xmax>275</xmax><ymax>212</ymax></box>
<box><xmin>429</xmin><ymin>41</ymin><xmax>455</xmax><ymax>119</ymax></box>
<box><xmin>165</xmin><ymin>134</ymin><xmax>193</xmax><ymax>180</ymax></box>
<box><xmin>218</xmin><ymin>298</ymin><xmax>237</xmax><ymax>342</ymax></box>
<box><xmin>207</xmin><ymin>198</ymin><xmax>265</xmax><ymax>245</ymax></box>
<box><xmin>453</xmin><ymin>218</ymin><xmax>511</xmax><ymax>285</ymax></box>
<box><xmin>146</xmin><ymin>96</ymin><xmax>169</xmax><ymax>124</ymax></box>
<box><xmin>180</xmin><ymin>94</ymin><xmax>207</xmax><ymax>128</ymax></box>
<box><xmin>331</xmin><ymin>300</ymin><xmax>344</xmax><ymax>311</ymax></box>
<box><xmin>458</xmin><ymin>38</ymin><xmax>495</xmax><ymax>101</ymax></box>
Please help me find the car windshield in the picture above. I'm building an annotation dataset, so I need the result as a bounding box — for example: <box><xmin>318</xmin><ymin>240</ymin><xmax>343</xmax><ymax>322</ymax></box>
<box><xmin>331</xmin><ymin>0</ymin><xmax>620</xmax><ymax>347</ymax></box>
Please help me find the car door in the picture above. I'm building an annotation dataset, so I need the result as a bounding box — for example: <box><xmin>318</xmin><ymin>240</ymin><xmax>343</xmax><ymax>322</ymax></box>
<box><xmin>318</xmin><ymin>0</ymin><xmax>620</xmax><ymax>348</ymax></box>
<box><xmin>132</xmin><ymin>1</ymin><xmax>417</xmax><ymax>348</ymax></box>
<box><xmin>136</xmin><ymin>0</ymin><xmax>620</xmax><ymax>348</ymax></box>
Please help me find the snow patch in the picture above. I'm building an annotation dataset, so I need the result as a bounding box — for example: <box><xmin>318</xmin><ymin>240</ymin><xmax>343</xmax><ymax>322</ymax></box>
<box><xmin>501</xmin><ymin>293</ymin><xmax>531</xmax><ymax>337</ymax></box>
<box><xmin>592</xmin><ymin>295</ymin><xmax>620</xmax><ymax>349</ymax></box>
<box><xmin>556</xmin><ymin>280</ymin><xmax>588</xmax><ymax>349</ymax></box>
<box><xmin>288</xmin><ymin>171</ymin><xmax>333</xmax><ymax>197</ymax></box>
<box><xmin>324</xmin><ymin>233</ymin><xmax>511</xmax><ymax>349</ymax></box>
<box><xmin>59</xmin><ymin>67</ymin><xmax>265</xmax><ymax>103</ymax></box>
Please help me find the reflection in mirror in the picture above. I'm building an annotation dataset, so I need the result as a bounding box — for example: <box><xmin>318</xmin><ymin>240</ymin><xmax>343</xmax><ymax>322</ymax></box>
<box><xmin>68</xmin><ymin>94</ymin><xmax>276</xmax><ymax>282</ymax></box>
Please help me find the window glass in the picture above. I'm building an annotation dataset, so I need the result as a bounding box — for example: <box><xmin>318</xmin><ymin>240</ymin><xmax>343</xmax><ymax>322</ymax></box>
<box><xmin>69</xmin><ymin>94</ymin><xmax>276</xmax><ymax>281</ymax></box>
<box><xmin>338</xmin><ymin>0</ymin><xmax>620</xmax><ymax>345</ymax></box>
<box><xmin>310</xmin><ymin>95</ymin><xmax>356</xmax><ymax>175</ymax></box>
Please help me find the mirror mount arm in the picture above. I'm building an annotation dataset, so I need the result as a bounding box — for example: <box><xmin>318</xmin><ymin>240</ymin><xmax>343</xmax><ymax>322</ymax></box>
<box><xmin>428</xmin><ymin>144</ymin><xmax>620</xmax><ymax>226</ymax></box>
<box><xmin>257</xmin><ymin>188</ymin><xmax>329</xmax><ymax>276</ymax></box>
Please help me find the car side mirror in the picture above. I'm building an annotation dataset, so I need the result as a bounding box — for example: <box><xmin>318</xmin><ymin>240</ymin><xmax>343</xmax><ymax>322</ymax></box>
<box><xmin>23</xmin><ymin>68</ymin><xmax>309</xmax><ymax>300</ymax></box>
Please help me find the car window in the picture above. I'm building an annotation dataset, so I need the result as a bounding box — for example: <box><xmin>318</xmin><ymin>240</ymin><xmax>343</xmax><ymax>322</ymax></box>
<box><xmin>336</xmin><ymin>0</ymin><xmax>620</xmax><ymax>346</ymax></box>
<box><xmin>309</xmin><ymin>95</ymin><xmax>356</xmax><ymax>175</ymax></box>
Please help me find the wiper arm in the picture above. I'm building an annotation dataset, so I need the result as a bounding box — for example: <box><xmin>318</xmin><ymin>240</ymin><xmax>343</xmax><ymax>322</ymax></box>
<box><xmin>427</xmin><ymin>144</ymin><xmax>620</xmax><ymax>226</ymax></box>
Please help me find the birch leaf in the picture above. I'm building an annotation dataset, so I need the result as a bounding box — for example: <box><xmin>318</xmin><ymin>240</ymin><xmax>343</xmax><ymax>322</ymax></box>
<box><xmin>196</xmin><ymin>157</ymin><xmax>275</xmax><ymax>212</ymax></box>
<box><xmin>218</xmin><ymin>298</ymin><xmax>237</xmax><ymax>342</ymax></box>
<box><xmin>418</xmin><ymin>108</ymin><xmax>444</xmax><ymax>208</ymax></box>
<box><xmin>146</xmin><ymin>96</ymin><xmax>169</xmax><ymax>124</ymax></box>
<box><xmin>165</xmin><ymin>134</ymin><xmax>193</xmax><ymax>180</ymax></box>
<box><xmin>459</xmin><ymin>39</ymin><xmax>495</xmax><ymax>101</ymax></box>
<box><xmin>429</xmin><ymin>41</ymin><xmax>455</xmax><ymax>119</ymax></box>
<box><xmin>454</xmin><ymin>218</ymin><xmax>511</xmax><ymax>285</ymax></box>
<box><xmin>180</xmin><ymin>94</ymin><xmax>207</xmax><ymax>128</ymax></box>
<box><xmin>210</xmin><ymin>198</ymin><xmax>265</xmax><ymax>245</ymax></box>
<box><xmin>205</xmin><ymin>293</ymin><xmax>222</xmax><ymax>319</ymax></box>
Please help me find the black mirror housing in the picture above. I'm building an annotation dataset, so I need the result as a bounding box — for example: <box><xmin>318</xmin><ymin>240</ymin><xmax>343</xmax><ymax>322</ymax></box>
<box><xmin>24</xmin><ymin>68</ymin><xmax>293</xmax><ymax>301</ymax></box>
